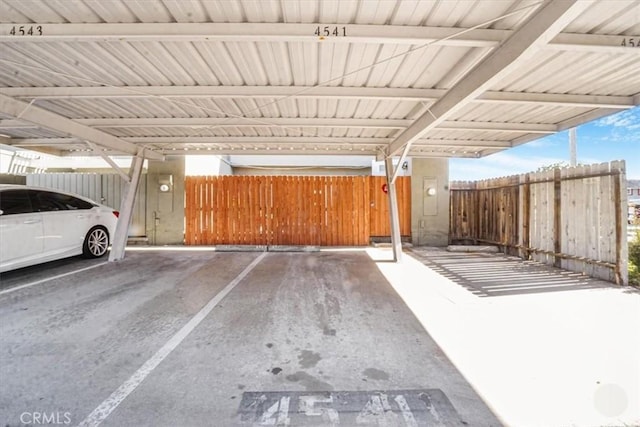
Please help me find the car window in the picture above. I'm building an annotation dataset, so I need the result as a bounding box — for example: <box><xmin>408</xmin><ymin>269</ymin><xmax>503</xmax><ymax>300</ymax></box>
<box><xmin>0</xmin><ymin>189</ymin><xmax>33</xmax><ymax>215</ymax></box>
<box><xmin>31</xmin><ymin>191</ymin><xmax>94</xmax><ymax>212</ymax></box>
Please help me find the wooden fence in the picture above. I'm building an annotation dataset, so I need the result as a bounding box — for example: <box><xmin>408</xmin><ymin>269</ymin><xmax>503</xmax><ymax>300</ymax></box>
<box><xmin>185</xmin><ymin>175</ymin><xmax>411</xmax><ymax>246</ymax></box>
<box><xmin>450</xmin><ymin>161</ymin><xmax>628</xmax><ymax>285</ymax></box>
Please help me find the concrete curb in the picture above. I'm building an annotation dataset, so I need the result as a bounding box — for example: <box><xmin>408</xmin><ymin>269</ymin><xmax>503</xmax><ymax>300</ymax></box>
<box><xmin>447</xmin><ymin>245</ymin><xmax>499</xmax><ymax>253</ymax></box>
<box><xmin>215</xmin><ymin>245</ymin><xmax>268</xmax><ymax>252</ymax></box>
<box><xmin>214</xmin><ymin>245</ymin><xmax>320</xmax><ymax>252</ymax></box>
<box><xmin>267</xmin><ymin>245</ymin><xmax>320</xmax><ymax>252</ymax></box>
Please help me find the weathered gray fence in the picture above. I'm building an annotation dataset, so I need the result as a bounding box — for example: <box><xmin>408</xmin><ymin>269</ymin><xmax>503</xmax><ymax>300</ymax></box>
<box><xmin>26</xmin><ymin>173</ymin><xmax>147</xmax><ymax>237</ymax></box>
<box><xmin>450</xmin><ymin>161</ymin><xmax>628</xmax><ymax>285</ymax></box>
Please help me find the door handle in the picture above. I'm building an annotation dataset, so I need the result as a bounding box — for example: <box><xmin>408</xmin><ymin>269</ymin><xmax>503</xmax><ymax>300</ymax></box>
<box><xmin>23</xmin><ymin>219</ymin><xmax>41</xmax><ymax>224</ymax></box>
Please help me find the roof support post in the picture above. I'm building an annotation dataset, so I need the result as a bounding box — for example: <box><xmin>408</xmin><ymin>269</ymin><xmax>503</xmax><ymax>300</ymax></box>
<box><xmin>109</xmin><ymin>152</ymin><xmax>145</xmax><ymax>262</ymax></box>
<box><xmin>385</xmin><ymin>157</ymin><xmax>403</xmax><ymax>262</ymax></box>
<box><xmin>569</xmin><ymin>128</ymin><xmax>577</xmax><ymax>167</ymax></box>
<box><xmin>7</xmin><ymin>152</ymin><xmax>17</xmax><ymax>174</ymax></box>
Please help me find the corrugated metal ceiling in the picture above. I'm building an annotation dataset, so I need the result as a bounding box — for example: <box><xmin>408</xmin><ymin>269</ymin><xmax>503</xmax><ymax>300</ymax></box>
<box><xmin>0</xmin><ymin>0</ymin><xmax>638</xmax><ymax>160</ymax></box>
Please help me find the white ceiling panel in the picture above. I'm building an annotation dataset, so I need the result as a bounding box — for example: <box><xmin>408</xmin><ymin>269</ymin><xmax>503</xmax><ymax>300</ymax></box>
<box><xmin>564</xmin><ymin>0</ymin><xmax>638</xmax><ymax>33</ymax></box>
<box><xmin>118</xmin><ymin>0</ymin><xmax>173</xmax><ymax>23</ymax></box>
<box><xmin>0</xmin><ymin>0</ymin><xmax>637</xmax><ymax>159</ymax></box>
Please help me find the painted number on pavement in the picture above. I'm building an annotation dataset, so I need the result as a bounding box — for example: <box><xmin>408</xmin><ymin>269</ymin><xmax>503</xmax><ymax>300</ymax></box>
<box><xmin>238</xmin><ymin>389</ymin><xmax>465</xmax><ymax>426</ymax></box>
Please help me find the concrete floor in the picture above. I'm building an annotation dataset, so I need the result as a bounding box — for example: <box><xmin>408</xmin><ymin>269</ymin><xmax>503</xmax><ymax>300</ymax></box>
<box><xmin>383</xmin><ymin>247</ymin><xmax>640</xmax><ymax>427</ymax></box>
<box><xmin>0</xmin><ymin>250</ymin><xmax>499</xmax><ymax>427</ymax></box>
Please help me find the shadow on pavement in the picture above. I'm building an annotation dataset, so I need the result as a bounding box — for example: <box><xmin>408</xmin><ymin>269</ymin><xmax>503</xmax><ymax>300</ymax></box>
<box><xmin>408</xmin><ymin>247</ymin><xmax>615</xmax><ymax>297</ymax></box>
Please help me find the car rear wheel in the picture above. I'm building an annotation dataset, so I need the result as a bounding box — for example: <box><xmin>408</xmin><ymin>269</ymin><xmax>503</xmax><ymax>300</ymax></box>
<box><xmin>83</xmin><ymin>226</ymin><xmax>109</xmax><ymax>258</ymax></box>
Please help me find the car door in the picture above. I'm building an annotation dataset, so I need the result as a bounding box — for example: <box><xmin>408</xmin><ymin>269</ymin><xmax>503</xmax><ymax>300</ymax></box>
<box><xmin>30</xmin><ymin>190</ymin><xmax>94</xmax><ymax>256</ymax></box>
<box><xmin>0</xmin><ymin>189</ymin><xmax>43</xmax><ymax>270</ymax></box>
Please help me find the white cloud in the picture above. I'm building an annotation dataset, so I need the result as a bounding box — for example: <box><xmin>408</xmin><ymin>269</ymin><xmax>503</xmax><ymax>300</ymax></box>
<box><xmin>596</xmin><ymin>109</ymin><xmax>640</xmax><ymax>129</ymax></box>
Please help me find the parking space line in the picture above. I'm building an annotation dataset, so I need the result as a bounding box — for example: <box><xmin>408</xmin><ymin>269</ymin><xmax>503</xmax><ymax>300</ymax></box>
<box><xmin>0</xmin><ymin>262</ymin><xmax>108</xmax><ymax>297</ymax></box>
<box><xmin>76</xmin><ymin>251</ymin><xmax>268</xmax><ymax>427</ymax></box>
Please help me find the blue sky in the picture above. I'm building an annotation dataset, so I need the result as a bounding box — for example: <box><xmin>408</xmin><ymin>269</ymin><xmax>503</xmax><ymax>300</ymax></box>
<box><xmin>450</xmin><ymin>106</ymin><xmax>640</xmax><ymax>181</ymax></box>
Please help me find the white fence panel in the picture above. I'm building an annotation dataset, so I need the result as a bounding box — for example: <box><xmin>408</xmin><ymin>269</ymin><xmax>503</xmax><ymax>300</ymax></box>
<box><xmin>26</xmin><ymin>173</ymin><xmax>146</xmax><ymax>237</ymax></box>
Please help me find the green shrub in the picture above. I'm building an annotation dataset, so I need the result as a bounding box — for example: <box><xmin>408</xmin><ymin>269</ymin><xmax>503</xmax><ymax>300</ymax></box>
<box><xmin>630</xmin><ymin>230</ymin><xmax>640</xmax><ymax>286</ymax></box>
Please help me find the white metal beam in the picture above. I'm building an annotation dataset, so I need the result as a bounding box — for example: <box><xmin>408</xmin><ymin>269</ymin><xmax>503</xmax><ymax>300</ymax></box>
<box><xmin>0</xmin><ymin>119</ymin><xmax>37</xmax><ymax>129</ymax></box>
<box><xmin>478</xmin><ymin>92</ymin><xmax>633</xmax><ymax>109</ymax></box>
<box><xmin>0</xmin><ymin>86</ymin><xmax>444</xmax><ymax>100</ymax></box>
<box><xmin>85</xmin><ymin>141</ymin><xmax>131</xmax><ymax>182</ymax></box>
<box><xmin>109</xmin><ymin>152</ymin><xmax>145</xmax><ymax>262</ymax></box>
<box><xmin>5</xmin><ymin>140</ymin><xmax>478</xmax><ymax>160</ymax></box>
<box><xmin>4</xmin><ymin>146</ymin><xmax>63</xmax><ymax>157</ymax></box>
<box><xmin>8</xmin><ymin>136</ymin><xmax>516</xmax><ymax>149</ymax></box>
<box><xmin>74</xmin><ymin>117</ymin><xmax>557</xmax><ymax>133</ymax></box>
<box><xmin>555</xmin><ymin>108</ymin><xmax>626</xmax><ymax>132</ymax></box>
<box><xmin>6</xmin><ymin>138</ymin><xmax>81</xmax><ymax>146</ymax></box>
<box><xmin>0</xmin><ymin>23</ymin><xmax>635</xmax><ymax>54</ymax></box>
<box><xmin>509</xmin><ymin>108</ymin><xmax>624</xmax><ymax>148</ymax></box>
<box><xmin>415</xmin><ymin>139</ymin><xmax>512</xmax><ymax>148</ymax></box>
<box><xmin>387</xmin><ymin>0</ymin><xmax>589</xmax><ymax>181</ymax></box>
<box><xmin>436</xmin><ymin>121</ymin><xmax>556</xmax><ymax>133</ymax></box>
<box><xmin>0</xmin><ymin>23</ymin><xmax>507</xmax><ymax>46</ymax></box>
<box><xmin>75</xmin><ymin>117</ymin><xmax>412</xmax><ymax>129</ymax></box>
<box><xmin>384</xmin><ymin>157</ymin><xmax>403</xmax><ymax>262</ymax></box>
<box><xmin>13</xmin><ymin>146</ymin><xmax>475</xmax><ymax>158</ymax></box>
<box><xmin>547</xmin><ymin>32</ymin><xmax>640</xmax><ymax>54</ymax></box>
<box><xmin>403</xmin><ymin>151</ymin><xmax>480</xmax><ymax>159</ymax></box>
<box><xmin>123</xmin><ymin>136</ymin><xmax>391</xmax><ymax>145</ymax></box>
<box><xmin>158</xmin><ymin>148</ymin><xmax>381</xmax><ymax>156</ymax></box>
<box><xmin>0</xmin><ymin>85</ymin><xmax>446</xmax><ymax>101</ymax></box>
<box><xmin>159</xmin><ymin>148</ymin><xmax>476</xmax><ymax>158</ymax></box>
<box><xmin>122</xmin><ymin>136</ymin><xmax>514</xmax><ymax>147</ymax></box>
<box><xmin>0</xmin><ymin>86</ymin><xmax>633</xmax><ymax>109</ymax></box>
<box><xmin>504</xmin><ymin>107</ymin><xmax>629</xmax><ymax>150</ymax></box>
<box><xmin>0</xmin><ymin>94</ymin><xmax>163</xmax><ymax>160</ymax></box>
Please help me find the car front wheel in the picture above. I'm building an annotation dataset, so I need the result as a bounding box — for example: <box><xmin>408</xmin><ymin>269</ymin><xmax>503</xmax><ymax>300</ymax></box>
<box><xmin>83</xmin><ymin>226</ymin><xmax>109</xmax><ymax>258</ymax></box>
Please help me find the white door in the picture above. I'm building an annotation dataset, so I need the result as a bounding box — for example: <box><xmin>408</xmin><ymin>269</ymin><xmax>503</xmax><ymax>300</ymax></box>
<box><xmin>0</xmin><ymin>189</ymin><xmax>43</xmax><ymax>271</ymax></box>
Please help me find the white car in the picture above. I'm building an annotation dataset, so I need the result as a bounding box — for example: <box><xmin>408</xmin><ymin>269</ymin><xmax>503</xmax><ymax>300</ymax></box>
<box><xmin>0</xmin><ymin>185</ymin><xmax>118</xmax><ymax>273</ymax></box>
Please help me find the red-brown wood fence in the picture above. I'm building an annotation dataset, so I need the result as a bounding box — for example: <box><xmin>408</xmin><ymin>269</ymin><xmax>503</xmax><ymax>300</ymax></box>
<box><xmin>185</xmin><ymin>175</ymin><xmax>411</xmax><ymax>246</ymax></box>
<box><xmin>368</xmin><ymin>176</ymin><xmax>411</xmax><ymax>237</ymax></box>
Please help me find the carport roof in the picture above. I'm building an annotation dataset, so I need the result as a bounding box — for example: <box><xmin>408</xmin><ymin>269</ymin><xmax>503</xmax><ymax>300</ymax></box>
<box><xmin>0</xmin><ymin>0</ymin><xmax>638</xmax><ymax>163</ymax></box>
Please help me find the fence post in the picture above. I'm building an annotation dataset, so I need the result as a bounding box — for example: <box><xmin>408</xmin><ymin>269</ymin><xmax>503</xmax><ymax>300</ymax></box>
<box><xmin>613</xmin><ymin>160</ymin><xmax>628</xmax><ymax>285</ymax></box>
<box><xmin>553</xmin><ymin>168</ymin><xmax>562</xmax><ymax>268</ymax></box>
<box><xmin>520</xmin><ymin>173</ymin><xmax>531</xmax><ymax>260</ymax></box>
<box><xmin>474</xmin><ymin>183</ymin><xmax>480</xmax><ymax>245</ymax></box>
